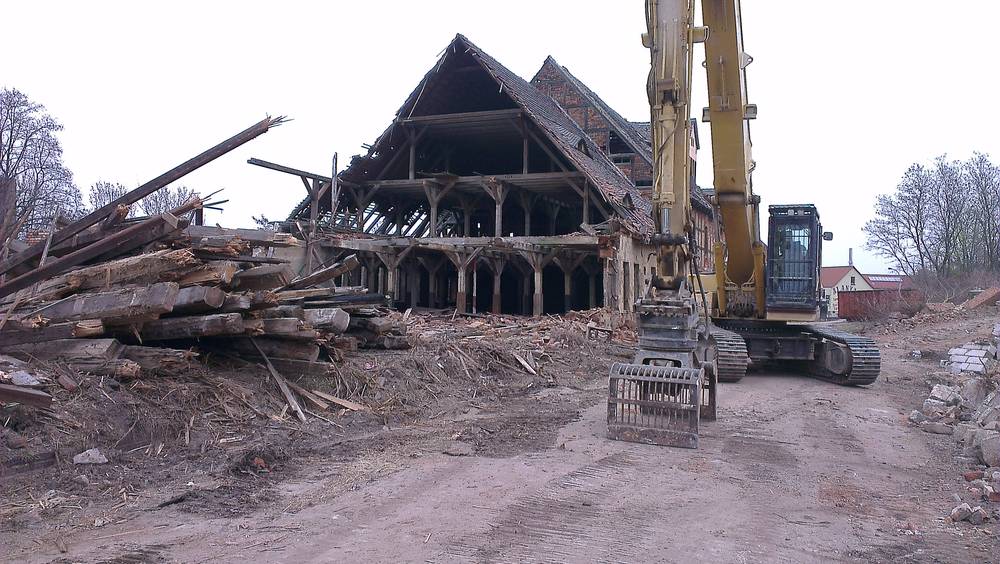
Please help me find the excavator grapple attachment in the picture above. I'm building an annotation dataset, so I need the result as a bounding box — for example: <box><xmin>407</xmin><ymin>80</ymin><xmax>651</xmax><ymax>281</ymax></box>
<box><xmin>607</xmin><ymin>362</ymin><xmax>705</xmax><ymax>449</ymax></box>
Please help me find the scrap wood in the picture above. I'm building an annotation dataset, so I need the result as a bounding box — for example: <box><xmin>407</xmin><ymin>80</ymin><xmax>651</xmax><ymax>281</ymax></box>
<box><xmin>0</xmin><ymin>213</ymin><xmax>182</xmax><ymax>300</ymax></box>
<box><xmin>0</xmin><ymin>383</ymin><xmax>52</xmax><ymax>408</ymax></box>
<box><xmin>280</xmin><ymin>254</ymin><xmax>359</xmax><ymax>291</ymax></box>
<box><xmin>311</xmin><ymin>389</ymin><xmax>367</xmax><ymax>411</ymax></box>
<box><xmin>0</xmin><ymin>321</ymin><xmax>103</xmax><ymax>347</ymax></box>
<box><xmin>511</xmin><ymin>352</ymin><xmax>537</xmax><ymax>375</ymax></box>
<box><xmin>249</xmin><ymin>337</ymin><xmax>306</xmax><ymax>423</ymax></box>
<box><xmin>0</xmin><ymin>116</ymin><xmax>286</xmax><ymax>279</ymax></box>
<box><xmin>283</xmin><ymin>379</ymin><xmax>330</xmax><ymax>410</ymax></box>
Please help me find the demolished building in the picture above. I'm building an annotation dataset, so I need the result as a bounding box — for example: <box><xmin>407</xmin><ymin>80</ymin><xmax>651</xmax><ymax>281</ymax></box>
<box><xmin>281</xmin><ymin>34</ymin><xmax>720</xmax><ymax>317</ymax></box>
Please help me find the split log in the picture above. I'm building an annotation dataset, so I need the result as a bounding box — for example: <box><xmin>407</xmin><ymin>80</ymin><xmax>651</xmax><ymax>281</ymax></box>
<box><xmin>183</xmin><ymin>225</ymin><xmax>302</xmax><ymax>248</ymax></box>
<box><xmin>218</xmin><ymin>293</ymin><xmax>251</xmax><ymax>313</ymax></box>
<box><xmin>67</xmin><ymin>358</ymin><xmax>141</xmax><ymax>380</ymax></box>
<box><xmin>172</xmin><ymin>286</ymin><xmax>226</xmax><ymax>314</ymax></box>
<box><xmin>231</xmin><ymin>265</ymin><xmax>293</xmax><ymax>291</ymax></box>
<box><xmin>0</xmin><ymin>384</ymin><xmax>52</xmax><ymax>408</ymax></box>
<box><xmin>296</xmin><ymin>293</ymin><xmax>386</xmax><ymax>308</ymax></box>
<box><xmin>1</xmin><ymin>338</ymin><xmax>124</xmax><ymax>361</ymax></box>
<box><xmin>254</xmin><ymin>305</ymin><xmax>304</xmax><ymax>319</ymax></box>
<box><xmin>31</xmin><ymin>282</ymin><xmax>179</xmax><ymax>324</ymax></box>
<box><xmin>303</xmin><ymin>308</ymin><xmax>349</xmax><ymax>333</ymax></box>
<box><xmin>35</xmin><ymin>249</ymin><xmax>199</xmax><ymax>296</ymax></box>
<box><xmin>122</xmin><ymin>346</ymin><xmax>197</xmax><ymax>375</ymax></box>
<box><xmin>214</xmin><ymin>337</ymin><xmax>320</xmax><ymax>362</ymax></box>
<box><xmin>260</xmin><ymin>317</ymin><xmax>303</xmax><ymax>335</ymax></box>
<box><xmin>329</xmin><ymin>335</ymin><xmax>358</xmax><ymax>352</ymax></box>
<box><xmin>0</xmin><ymin>321</ymin><xmax>104</xmax><ymax>346</ymax></box>
<box><xmin>281</xmin><ymin>254</ymin><xmax>359</xmax><ymax>291</ymax></box>
<box><xmin>140</xmin><ymin>313</ymin><xmax>245</xmax><ymax>341</ymax></box>
<box><xmin>348</xmin><ymin>316</ymin><xmax>396</xmax><ymax>335</ymax></box>
<box><xmin>0</xmin><ymin>213</ymin><xmax>181</xmax><ymax>299</ymax></box>
<box><xmin>178</xmin><ymin>261</ymin><xmax>238</xmax><ymax>287</ymax></box>
<box><xmin>248</xmin><ymin>291</ymin><xmax>279</xmax><ymax>310</ymax></box>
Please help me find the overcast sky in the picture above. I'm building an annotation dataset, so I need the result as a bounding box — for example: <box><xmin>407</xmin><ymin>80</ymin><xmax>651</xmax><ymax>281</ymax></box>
<box><xmin>5</xmin><ymin>1</ymin><xmax>999</xmax><ymax>273</ymax></box>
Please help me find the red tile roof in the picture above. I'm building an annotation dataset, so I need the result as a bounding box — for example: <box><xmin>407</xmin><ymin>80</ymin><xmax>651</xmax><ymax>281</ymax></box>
<box><xmin>820</xmin><ymin>266</ymin><xmax>855</xmax><ymax>288</ymax></box>
<box><xmin>863</xmin><ymin>273</ymin><xmax>913</xmax><ymax>290</ymax></box>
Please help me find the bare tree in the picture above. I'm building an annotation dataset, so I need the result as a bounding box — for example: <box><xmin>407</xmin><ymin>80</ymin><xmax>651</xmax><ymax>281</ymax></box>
<box><xmin>0</xmin><ymin>88</ymin><xmax>83</xmax><ymax>243</ymax></box>
<box><xmin>87</xmin><ymin>180</ymin><xmax>131</xmax><ymax>212</ymax></box>
<box><xmin>865</xmin><ymin>153</ymin><xmax>1000</xmax><ymax>281</ymax></box>
<box><xmin>138</xmin><ymin>185</ymin><xmax>196</xmax><ymax>215</ymax></box>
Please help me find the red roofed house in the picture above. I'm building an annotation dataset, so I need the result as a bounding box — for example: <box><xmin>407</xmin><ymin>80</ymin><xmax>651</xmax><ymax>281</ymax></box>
<box><xmin>820</xmin><ymin>265</ymin><xmax>870</xmax><ymax>317</ymax></box>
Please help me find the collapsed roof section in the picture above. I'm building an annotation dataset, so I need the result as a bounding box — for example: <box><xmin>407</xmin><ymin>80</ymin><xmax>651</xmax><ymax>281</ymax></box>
<box><xmin>289</xmin><ymin>34</ymin><xmax>654</xmax><ymax>234</ymax></box>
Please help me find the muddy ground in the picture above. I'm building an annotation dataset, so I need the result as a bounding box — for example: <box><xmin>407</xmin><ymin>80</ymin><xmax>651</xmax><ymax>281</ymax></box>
<box><xmin>2</xmin><ymin>309</ymin><xmax>998</xmax><ymax>563</ymax></box>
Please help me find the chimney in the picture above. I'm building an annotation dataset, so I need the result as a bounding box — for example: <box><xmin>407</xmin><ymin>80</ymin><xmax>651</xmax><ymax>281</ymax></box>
<box><xmin>848</xmin><ymin>248</ymin><xmax>853</xmax><ymax>266</ymax></box>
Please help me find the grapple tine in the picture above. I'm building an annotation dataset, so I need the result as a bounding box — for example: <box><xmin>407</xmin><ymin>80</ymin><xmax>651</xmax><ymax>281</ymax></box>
<box><xmin>607</xmin><ymin>362</ymin><xmax>705</xmax><ymax>449</ymax></box>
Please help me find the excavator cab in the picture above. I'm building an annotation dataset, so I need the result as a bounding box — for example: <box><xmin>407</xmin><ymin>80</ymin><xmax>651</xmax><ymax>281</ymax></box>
<box><xmin>765</xmin><ymin>205</ymin><xmax>827</xmax><ymax>316</ymax></box>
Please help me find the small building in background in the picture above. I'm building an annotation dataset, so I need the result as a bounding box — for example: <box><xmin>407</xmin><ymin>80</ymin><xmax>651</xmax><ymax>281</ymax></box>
<box><xmin>820</xmin><ymin>265</ymin><xmax>870</xmax><ymax>317</ymax></box>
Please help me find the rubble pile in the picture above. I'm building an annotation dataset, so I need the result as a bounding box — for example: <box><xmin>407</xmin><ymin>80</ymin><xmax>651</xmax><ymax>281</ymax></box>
<box><xmin>0</xmin><ymin>117</ymin><xmax>405</xmax><ymax>423</ymax></box>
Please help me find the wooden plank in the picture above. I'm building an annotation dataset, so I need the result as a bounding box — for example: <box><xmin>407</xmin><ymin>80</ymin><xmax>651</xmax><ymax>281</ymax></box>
<box><xmin>231</xmin><ymin>265</ymin><xmax>294</xmax><ymax>291</ymax></box>
<box><xmin>122</xmin><ymin>346</ymin><xmax>197</xmax><ymax>375</ymax></box>
<box><xmin>348</xmin><ymin>316</ymin><xmax>396</xmax><ymax>335</ymax></box>
<box><xmin>0</xmin><ymin>214</ymin><xmax>181</xmax><ymax>299</ymax></box>
<box><xmin>0</xmin><ymin>117</ymin><xmax>284</xmax><ymax>278</ymax></box>
<box><xmin>302</xmin><ymin>308</ymin><xmax>350</xmax><ymax>333</ymax></box>
<box><xmin>311</xmin><ymin>389</ymin><xmax>367</xmax><ymax>411</ymax></box>
<box><xmin>140</xmin><ymin>313</ymin><xmax>245</xmax><ymax>341</ymax></box>
<box><xmin>0</xmin><ymin>384</ymin><xmax>52</xmax><ymax>408</ymax></box>
<box><xmin>249</xmin><ymin>338</ymin><xmax>306</xmax><ymax>423</ymax></box>
<box><xmin>0</xmin><ymin>321</ymin><xmax>104</xmax><ymax>347</ymax></box>
<box><xmin>31</xmin><ymin>282</ymin><xmax>179</xmax><ymax>324</ymax></box>
<box><xmin>283</xmin><ymin>380</ymin><xmax>330</xmax><ymax>411</ymax></box>
<box><xmin>213</xmin><ymin>337</ymin><xmax>320</xmax><ymax>362</ymax></box>
<box><xmin>66</xmin><ymin>358</ymin><xmax>141</xmax><ymax>379</ymax></box>
<box><xmin>1</xmin><ymin>338</ymin><xmax>123</xmax><ymax>361</ymax></box>
<box><xmin>172</xmin><ymin>286</ymin><xmax>226</xmax><ymax>314</ymax></box>
<box><xmin>254</xmin><ymin>305</ymin><xmax>305</xmax><ymax>319</ymax></box>
<box><xmin>183</xmin><ymin>225</ymin><xmax>303</xmax><ymax>248</ymax></box>
<box><xmin>281</xmin><ymin>254</ymin><xmax>359</xmax><ymax>291</ymax></box>
<box><xmin>178</xmin><ymin>261</ymin><xmax>238</xmax><ymax>287</ymax></box>
<box><xmin>218</xmin><ymin>293</ymin><xmax>252</xmax><ymax>313</ymax></box>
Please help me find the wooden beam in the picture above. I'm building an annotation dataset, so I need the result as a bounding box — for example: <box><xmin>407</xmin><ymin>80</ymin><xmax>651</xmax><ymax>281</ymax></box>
<box><xmin>250</xmin><ymin>337</ymin><xmax>307</xmax><ymax>423</ymax></box>
<box><xmin>172</xmin><ymin>286</ymin><xmax>226</xmax><ymax>314</ymax></box>
<box><xmin>27</xmin><ymin>282</ymin><xmax>179</xmax><ymax>324</ymax></box>
<box><xmin>0</xmin><ymin>384</ymin><xmax>52</xmax><ymax>408</ymax></box>
<box><xmin>0</xmin><ymin>117</ymin><xmax>284</xmax><ymax>277</ymax></box>
<box><xmin>281</xmin><ymin>254</ymin><xmax>359</xmax><ymax>292</ymax></box>
<box><xmin>140</xmin><ymin>313</ymin><xmax>246</xmax><ymax>341</ymax></box>
<box><xmin>0</xmin><ymin>213</ymin><xmax>181</xmax><ymax>299</ymax></box>
<box><xmin>231</xmin><ymin>265</ymin><xmax>294</xmax><ymax>291</ymax></box>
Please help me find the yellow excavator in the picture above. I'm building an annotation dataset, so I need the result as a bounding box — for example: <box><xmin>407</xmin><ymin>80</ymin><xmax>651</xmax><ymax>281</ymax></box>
<box><xmin>607</xmin><ymin>0</ymin><xmax>880</xmax><ymax>448</ymax></box>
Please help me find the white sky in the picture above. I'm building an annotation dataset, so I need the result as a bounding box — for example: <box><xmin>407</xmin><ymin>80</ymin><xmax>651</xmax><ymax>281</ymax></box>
<box><xmin>5</xmin><ymin>1</ymin><xmax>999</xmax><ymax>273</ymax></box>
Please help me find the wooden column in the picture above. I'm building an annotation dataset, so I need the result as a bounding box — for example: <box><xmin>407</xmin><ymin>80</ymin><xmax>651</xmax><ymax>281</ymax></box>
<box><xmin>444</xmin><ymin>248</ymin><xmax>484</xmax><ymax>314</ymax></box>
<box><xmin>418</xmin><ymin>255</ymin><xmax>446</xmax><ymax>308</ymax></box>
<box><xmin>408</xmin><ymin>262</ymin><xmax>420</xmax><ymax>308</ymax></box>
<box><xmin>375</xmin><ymin>245</ymin><xmax>415</xmax><ymax>308</ymax></box>
<box><xmin>481</xmin><ymin>179</ymin><xmax>510</xmax><ymax>238</ymax></box>
<box><xmin>458</xmin><ymin>196</ymin><xmax>478</xmax><ymax>236</ymax></box>
<box><xmin>553</xmin><ymin>254</ymin><xmax>587</xmax><ymax>313</ymax></box>
<box><xmin>582</xmin><ymin>180</ymin><xmax>590</xmax><ymax>225</ymax></box>
<box><xmin>519</xmin><ymin>251</ymin><xmax>554</xmax><ymax>318</ymax></box>
<box><xmin>546</xmin><ymin>202</ymin><xmax>561</xmax><ymax>235</ymax></box>
<box><xmin>581</xmin><ymin>260</ymin><xmax>600</xmax><ymax>309</ymax></box>
<box><xmin>487</xmin><ymin>257</ymin><xmax>506</xmax><ymax>314</ymax></box>
<box><xmin>422</xmin><ymin>178</ymin><xmax>457</xmax><ymax>237</ymax></box>
<box><xmin>517</xmin><ymin>190</ymin><xmax>536</xmax><ymax>236</ymax></box>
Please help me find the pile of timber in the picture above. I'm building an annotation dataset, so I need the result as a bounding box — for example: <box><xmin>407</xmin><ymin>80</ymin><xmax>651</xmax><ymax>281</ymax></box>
<box><xmin>0</xmin><ymin>117</ymin><xmax>405</xmax><ymax>411</ymax></box>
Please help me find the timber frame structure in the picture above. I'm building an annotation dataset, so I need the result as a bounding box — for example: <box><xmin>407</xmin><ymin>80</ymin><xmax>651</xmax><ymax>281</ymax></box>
<box><xmin>264</xmin><ymin>34</ymin><xmax>695</xmax><ymax>317</ymax></box>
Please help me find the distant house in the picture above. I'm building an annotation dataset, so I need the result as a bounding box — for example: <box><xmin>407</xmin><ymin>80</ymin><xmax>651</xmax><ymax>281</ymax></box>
<box><xmin>820</xmin><ymin>265</ymin><xmax>870</xmax><ymax>317</ymax></box>
<box><xmin>862</xmin><ymin>273</ymin><xmax>913</xmax><ymax>291</ymax></box>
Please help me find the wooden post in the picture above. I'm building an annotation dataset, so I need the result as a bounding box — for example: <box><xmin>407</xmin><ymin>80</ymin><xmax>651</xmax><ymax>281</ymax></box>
<box><xmin>490</xmin><ymin>258</ymin><xmax>505</xmax><ymax>314</ymax></box>
<box><xmin>375</xmin><ymin>245</ymin><xmax>415</xmax><ymax>308</ymax></box>
<box><xmin>547</xmin><ymin>202</ymin><xmax>561</xmax><ymax>235</ymax></box>
<box><xmin>522</xmin><ymin>137</ymin><xmax>529</xmax><ymax>174</ymax></box>
<box><xmin>533</xmin><ymin>265</ymin><xmax>543</xmax><ymax>317</ymax></box>
<box><xmin>471</xmin><ymin>267</ymin><xmax>478</xmax><ymax>314</ymax></box>
<box><xmin>459</xmin><ymin>196</ymin><xmax>477</xmax><ymax>236</ymax></box>
<box><xmin>481</xmin><ymin>179</ymin><xmax>510</xmax><ymax>238</ymax></box>
<box><xmin>588</xmin><ymin>273</ymin><xmax>597</xmax><ymax>309</ymax></box>
<box><xmin>444</xmin><ymin>248</ymin><xmax>484</xmax><ymax>314</ymax></box>
<box><xmin>408</xmin><ymin>127</ymin><xmax>416</xmax><ymax>180</ymax></box>
<box><xmin>422</xmin><ymin>178</ymin><xmax>457</xmax><ymax>237</ymax></box>
<box><xmin>553</xmin><ymin>254</ymin><xmax>586</xmax><ymax>314</ymax></box>
<box><xmin>582</xmin><ymin>181</ymin><xmax>590</xmax><ymax>224</ymax></box>
<box><xmin>517</xmin><ymin>190</ymin><xmax>536</xmax><ymax>237</ymax></box>
<box><xmin>408</xmin><ymin>263</ymin><xmax>420</xmax><ymax>308</ymax></box>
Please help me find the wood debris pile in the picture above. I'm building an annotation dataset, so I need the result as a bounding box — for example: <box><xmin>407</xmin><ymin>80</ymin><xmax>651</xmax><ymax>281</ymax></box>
<box><xmin>0</xmin><ymin>117</ymin><xmax>407</xmax><ymax>414</ymax></box>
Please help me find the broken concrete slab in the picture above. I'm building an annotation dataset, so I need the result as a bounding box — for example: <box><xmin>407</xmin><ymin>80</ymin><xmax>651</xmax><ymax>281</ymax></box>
<box><xmin>951</xmin><ymin>502</ymin><xmax>974</xmax><ymax>521</ymax></box>
<box><xmin>930</xmin><ymin>384</ymin><xmax>962</xmax><ymax>405</ymax></box>
<box><xmin>920</xmin><ymin>421</ymin><xmax>954</xmax><ymax>435</ymax></box>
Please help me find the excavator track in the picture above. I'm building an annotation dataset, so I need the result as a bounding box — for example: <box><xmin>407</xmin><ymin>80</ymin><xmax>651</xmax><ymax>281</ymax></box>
<box><xmin>709</xmin><ymin>327</ymin><xmax>749</xmax><ymax>383</ymax></box>
<box><xmin>801</xmin><ymin>324</ymin><xmax>881</xmax><ymax>386</ymax></box>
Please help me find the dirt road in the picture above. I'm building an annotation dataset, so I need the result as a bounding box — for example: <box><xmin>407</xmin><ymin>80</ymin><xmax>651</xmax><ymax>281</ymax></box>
<box><xmin>5</xmin><ymin>314</ymin><xmax>999</xmax><ymax>563</ymax></box>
